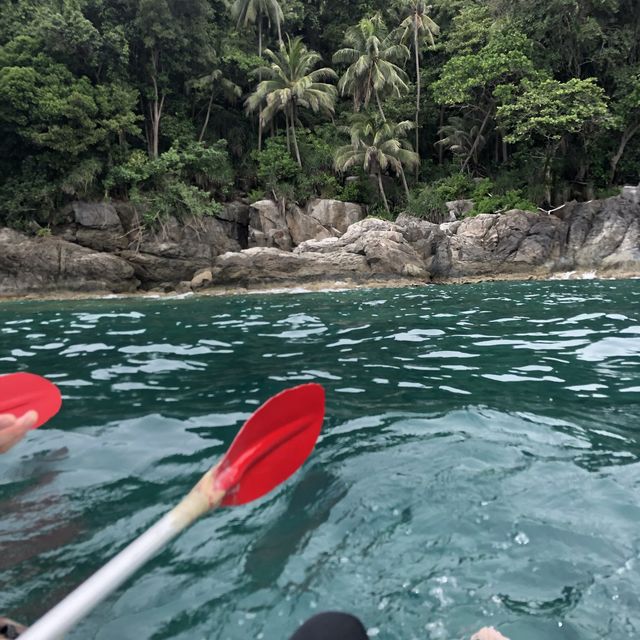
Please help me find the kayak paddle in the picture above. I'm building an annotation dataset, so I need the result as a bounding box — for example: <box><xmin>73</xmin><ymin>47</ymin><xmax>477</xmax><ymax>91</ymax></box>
<box><xmin>20</xmin><ymin>382</ymin><xmax>326</xmax><ymax>640</ymax></box>
<box><xmin>0</xmin><ymin>372</ymin><xmax>62</xmax><ymax>428</ymax></box>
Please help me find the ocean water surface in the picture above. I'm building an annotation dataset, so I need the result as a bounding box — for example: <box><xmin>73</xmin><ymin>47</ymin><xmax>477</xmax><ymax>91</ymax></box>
<box><xmin>1</xmin><ymin>279</ymin><xmax>639</xmax><ymax>640</ymax></box>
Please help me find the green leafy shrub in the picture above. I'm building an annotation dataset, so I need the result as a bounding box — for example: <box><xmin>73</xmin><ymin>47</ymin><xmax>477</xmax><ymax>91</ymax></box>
<box><xmin>407</xmin><ymin>174</ymin><xmax>474</xmax><ymax>222</ymax></box>
<box><xmin>473</xmin><ymin>189</ymin><xmax>536</xmax><ymax>214</ymax></box>
<box><xmin>408</xmin><ymin>174</ymin><xmax>535</xmax><ymax>221</ymax></box>
<box><xmin>338</xmin><ymin>174</ymin><xmax>377</xmax><ymax>204</ymax></box>
<box><xmin>252</xmin><ymin>137</ymin><xmax>301</xmax><ymax>195</ymax></box>
<box><xmin>106</xmin><ymin>141</ymin><xmax>231</xmax><ymax>225</ymax></box>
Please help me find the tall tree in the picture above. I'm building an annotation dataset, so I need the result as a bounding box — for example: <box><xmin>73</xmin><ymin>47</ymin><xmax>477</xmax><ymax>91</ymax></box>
<box><xmin>231</xmin><ymin>0</ymin><xmax>284</xmax><ymax>150</ymax></box>
<box><xmin>333</xmin><ymin>13</ymin><xmax>409</xmax><ymax>121</ymax></box>
<box><xmin>334</xmin><ymin>112</ymin><xmax>419</xmax><ymax>212</ymax></box>
<box><xmin>395</xmin><ymin>0</ymin><xmax>439</xmax><ymax>168</ymax></box>
<box><xmin>133</xmin><ymin>0</ymin><xmax>215</xmax><ymax>158</ymax></box>
<box><xmin>246</xmin><ymin>36</ymin><xmax>337</xmax><ymax>167</ymax></box>
<box><xmin>231</xmin><ymin>0</ymin><xmax>284</xmax><ymax>57</ymax></box>
<box><xmin>433</xmin><ymin>7</ymin><xmax>537</xmax><ymax>174</ymax></box>
<box><xmin>498</xmin><ymin>77</ymin><xmax>609</xmax><ymax>204</ymax></box>
<box><xmin>608</xmin><ymin>69</ymin><xmax>640</xmax><ymax>184</ymax></box>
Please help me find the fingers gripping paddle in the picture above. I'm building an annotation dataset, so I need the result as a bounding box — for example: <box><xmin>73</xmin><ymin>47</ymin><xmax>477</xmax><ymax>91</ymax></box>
<box><xmin>21</xmin><ymin>383</ymin><xmax>325</xmax><ymax>640</ymax></box>
<box><xmin>0</xmin><ymin>373</ymin><xmax>62</xmax><ymax>428</ymax></box>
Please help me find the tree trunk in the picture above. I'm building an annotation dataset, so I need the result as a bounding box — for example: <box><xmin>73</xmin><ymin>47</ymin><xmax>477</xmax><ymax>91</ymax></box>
<box><xmin>290</xmin><ymin>104</ymin><xmax>302</xmax><ymax>167</ymax></box>
<box><xmin>258</xmin><ymin>17</ymin><xmax>263</xmax><ymax>151</ymax></box>
<box><xmin>609</xmin><ymin>122</ymin><xmax>640</xmax><ymax>185</ymax></box>
<box><xmin>413</xmin><ymin>17</ymin><xmax>421</xmax><ymax>180</ymax></box>
<box><xmin>285</xmin><ymin>110</ymin><xmax>291</xmax><ymax>153</ymax></box>
<box><xmin>377</xmin><ymin>171</ymin><xmax>390</xmax><ymax>213</ymax></box>
<box><xmin>462</xmin><ymin>105</ymin><xmax>492</xmax><ymax>173</ymax></box>
<box><xmin>375</xmin><ymin>90</ymin><xmax>386</xmax><ymax>122</ymax></box>
<box><xmin>198</xmin><ymin>88</ymin><xmax>215</xmax><ymax>143</ymax></box>
<box><xmin>148</xmin><ymin>84</ymin><xmax>164</xmax><ymax>159</ymax></box>
<box><xmin>438</xmin><ymin>106</ymin><xmax>444</xmax><ymax>165</ymax></box>
<box><xmin>147</xmin><ymin>50</ymin><xmax>164</xmax><ymax>159</ymax></box>
<box><xmin>543</xmin><ymin>141</ymin><xmax>561</xmax><ymax>206</ymax></box>
<box><xmin>399</xmin><ymin>166</ymin><xmax>411</xmax><ymax>202</ymax></box>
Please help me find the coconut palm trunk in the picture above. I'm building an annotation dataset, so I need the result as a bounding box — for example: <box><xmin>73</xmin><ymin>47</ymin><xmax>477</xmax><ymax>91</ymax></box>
<box><xmin>377</xmin><ymin>171</ymin><xmax>390</xmax><ymax>213</ymax></box>
<box><xmin>399</xmin><ymin>166</ymin><xmax>411</xmax><ymax>201</ymax></box>
<box><xmin>375</xmin><ymin>91</ymin><xmax>387</xmax><ymax>122</ymax></box>
<box><xmin>257</xmin><ymin>15</ymin><xmax>264</xmax><ymax>151</ymax></box>
<box><xmin>413</xmin><ymin>15</ymin><xmax>420</xmax><ymax>177</ymax></box>
<box><xmin>290</xmin><ymin>103</ymin><xmax>302</xmax><ymax>167</ymax></box>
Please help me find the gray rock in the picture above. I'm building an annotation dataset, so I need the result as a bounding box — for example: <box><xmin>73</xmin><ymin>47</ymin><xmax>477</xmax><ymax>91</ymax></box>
<box><xmin>445</xmin><ymin>199</ymin><xmax>474</xmax><ymax>219</ymax></box>
<box><xmin>0</xmin><ymin>228</ymin><xmax>138</xmax><ymax>296</ymax></box>
<box><xmin>286</xmin><ymin>205</ymin><xmax>335</xmax><ymax>246</ymax></box>
<box><xmin>190</xmin><ymin>268</ymin><xmax>213</xmax><ymax>290</ymax></box>
<box><xmin>445</xmin><ymin>210</ymin><xmax>565</xmax><ymax>277</ymax></box>
<box><xmin>122</xmin><ymin>215</ymin><xmax>241</xmax><ymax>285</ymax></box>
<box><xmin>395</xmin><ymin>213</ymin><xmax>452</xmax><ymax>276</ymax></box>
<box><xmin>305</xmin><ymin>199</ymin><xmax>365</xmax><ymax>234</ymax></box>
<box><xmin>73</xmin><ymin>202</ymin><xmax>122</xmax><ymax>229</ymax></box>
<box><xmin>118</xmin><ymin>251</ymin><xmax>201</xmax><ymax>285</ymax></box>
<box><xmin>208</xmin><ymin>218</ymin><xmax>428</xmax><ymax>288</ymax></box>
<box><xmin>218</xmin><ymin>201</ymin><xmax>251</xmax><ymax>226</ymax></box>
<box><xmin>210</xmin><ymin>247</ymin><xmax>370</xmax><ymax>286</ymax></box>
<box><xmin>621</xmin><ymin>185</ymin><xmax>640</xmax><ymax>205</ymax></box>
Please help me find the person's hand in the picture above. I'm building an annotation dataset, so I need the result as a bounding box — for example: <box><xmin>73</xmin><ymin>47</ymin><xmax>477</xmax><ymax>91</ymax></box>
<box><xmin>470</xmin><ymin>627</ymin><xmax>510</xmax><ymax>640</ymax></box>
<box><xmin>0</xmin><ymin>411</ymin><xmax>38</xmax><ymax>453</ymax></box>
<box><xmin>0</xmin><ymin>615</ymin><xmax>28</xmax><ymax>639</ymax></box>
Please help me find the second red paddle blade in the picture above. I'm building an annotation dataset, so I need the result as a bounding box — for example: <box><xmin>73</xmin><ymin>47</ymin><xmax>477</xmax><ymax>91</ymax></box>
<box><xmin>0</xmin><ymin>372</ymin><xmax>62</xmax><ymax>429</ymax></box>
<box><xmin>216</xmin><ymin>383</ymin><xmax>325</xmax><ymax>506</ymax></box>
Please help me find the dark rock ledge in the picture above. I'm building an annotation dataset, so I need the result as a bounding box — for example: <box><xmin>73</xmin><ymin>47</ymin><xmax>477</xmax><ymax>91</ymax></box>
<box><xmin>1</xmin><ymin>188</ymin><xmax>639</xmax><ymax>298</ymax></box>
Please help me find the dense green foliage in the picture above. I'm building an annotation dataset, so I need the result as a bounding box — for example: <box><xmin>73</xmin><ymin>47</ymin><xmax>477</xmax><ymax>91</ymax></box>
<box><xmin>1</xmin><ymin>0</ymin><xmax>638</xmax><ymax>227</ymax></box>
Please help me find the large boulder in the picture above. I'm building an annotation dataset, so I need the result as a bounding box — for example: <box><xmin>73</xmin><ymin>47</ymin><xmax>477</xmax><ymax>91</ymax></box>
<box><xmin>0</xmin><ymin>229</ymin><xmax>138</xmax><ymax>296</ymax></box>
<box><xmin>396</xmin><ymin>190</ymin><xmax>640</xmax><ymax>280</ymax></box>
<box><xmin>72</xmin><ymin>201</ymin><xmax>122</xmax><ymax>228</ymax></box>
<box><xmin>122</xmin><ymin>215</ymin><xmax>241</xmax><ymax>285</ymax></box>
<box><xmin>217</xmin><ymin>201</ymin><xmax>250</xmax><ymax>248</ymax></box>
<box><xmin>54</xmin><ymin>201</ymin><xmax>128</xmax><ymax>252</ymax></box>
<box><xmin>561</xmin><ymin>196</ymin><xmax>640</xmax><ymax>271</ymax></box>
<box><xmin>395</xmin><ymin>213</ymin><xmax>452</xmax><ymax>276</ymax></box>
<box><xmin>207</xmin><ymin>218</ymin><xmax>428</xmax><ymax>288</ymax></box>
<box><xmin>210</xmin><ymin>247</ymin><xmax>369</xmax><ymax>286</ymax></box>
<box><xmin>305</xmin><ymin>199</ymin><xmax>365</xmax><ymax>233</ymax></box>
<box><xmin>248</xmin><ymin>199</ymin><xmax>365</xmax><ymax>250</ymax></box>
<box><xmin>286</xmin><ymin>205</ymin><xmax>335</xmax><ymax>246</ymax></box>
<box><xmin>248</xmin><ymin>200</ymin><xmax>292</xmax><ymax>250</ymax></box>
<box><xmin>446</xmin><ymin>210</ymin><xmax>565</xmax><ymax>277</ymax></box>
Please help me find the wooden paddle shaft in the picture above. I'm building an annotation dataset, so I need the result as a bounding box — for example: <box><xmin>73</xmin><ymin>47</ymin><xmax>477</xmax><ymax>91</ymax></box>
<box><xmin>20</xmin><ymin>470</ymin><xmax>225</xmax><ymax>640</ymax></box>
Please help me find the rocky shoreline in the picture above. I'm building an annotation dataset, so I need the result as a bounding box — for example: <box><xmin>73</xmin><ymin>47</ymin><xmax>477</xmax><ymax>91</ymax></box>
<box><xmin>1</xmin><ymin>187</ymin><xmax>639</xmax><ymax>299</ymax></box>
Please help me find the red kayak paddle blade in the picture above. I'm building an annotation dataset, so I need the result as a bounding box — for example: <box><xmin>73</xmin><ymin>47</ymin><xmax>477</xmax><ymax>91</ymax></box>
<box><xmin>0</xmin><ymin>373</ymin><xmax>62</xmax><ymax>429</ymax></box>
<box><xmin>216</xmin><ymin>383</ymin><xmax>325</xmax><ymax>506</ymax></box>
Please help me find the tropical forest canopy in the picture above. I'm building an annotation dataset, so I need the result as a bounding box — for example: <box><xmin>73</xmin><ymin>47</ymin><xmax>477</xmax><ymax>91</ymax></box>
<box><xmin>1</xmin><ymin>0</ymin><xmax>639</xmax><ymax>228</ymax></box>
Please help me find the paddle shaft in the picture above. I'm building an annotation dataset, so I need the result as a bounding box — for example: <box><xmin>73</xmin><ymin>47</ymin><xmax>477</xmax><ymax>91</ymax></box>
<box><xmin>20</xmin><ymin>469</ymin><xmax>224</xmax><ymax>640</ymax></box>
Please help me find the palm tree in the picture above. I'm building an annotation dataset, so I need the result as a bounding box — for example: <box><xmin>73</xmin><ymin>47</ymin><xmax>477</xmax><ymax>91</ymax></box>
<box><xmin>231</xmin><ymin>0</ymin><xmax>284</xmax><ymax>57</ymax></box>
<box><xmin>231</xmin><ymin>0</ymin><xmax>284</xmax><ymax>149</ymax></box>
<box><xmin>333</xmin><ymin>13</ymin><xmax>410</xmax><ymax>121</ymax></box>
<box><xmin>334</xmin><ymin>112</ymin><xmax>419</xmax><ymax>213</ymax></box>
<box><xmin>246</xmin><ymin>36</ymin><xmax>338</xmax><ymax>167</ymax></box>
<box><xmin>188</xmin><ymin>68</ymin><xmax>242</xmax><ymax>142</ymax></box>
<box><xmin>436</xmin><ymin>116</ymin><xmax>485</xmax><ymax>173</ymax></box>
<box><xmin>396</xmin><ymin>0</ymin><xmax>439</xmax><ymax>169</ymax></box>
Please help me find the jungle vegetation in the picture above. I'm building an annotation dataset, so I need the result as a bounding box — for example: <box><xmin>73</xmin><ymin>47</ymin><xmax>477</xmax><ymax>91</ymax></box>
<box><xmin>0</xmin><ymin>0</ymin><xmax>638</xmax><ymax>227</ymax></box>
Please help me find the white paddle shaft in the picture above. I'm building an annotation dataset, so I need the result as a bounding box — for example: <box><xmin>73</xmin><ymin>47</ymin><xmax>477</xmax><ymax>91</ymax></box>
<box><xmin>19</xmin><ymin>513</ymin><xmax>179</xmax><ymax>640</ymax></box>
<box><xmin>20</xmin><ymin>469</ymin><xmax>223</xmax><ymax>640</ymax></box>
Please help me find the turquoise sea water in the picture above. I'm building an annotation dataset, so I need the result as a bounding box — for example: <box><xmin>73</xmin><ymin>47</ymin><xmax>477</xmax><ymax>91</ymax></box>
<box><xmin>1</xmin><ymin>279</ymin><xmax>640</xmax><ymax>640</ymax></box>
